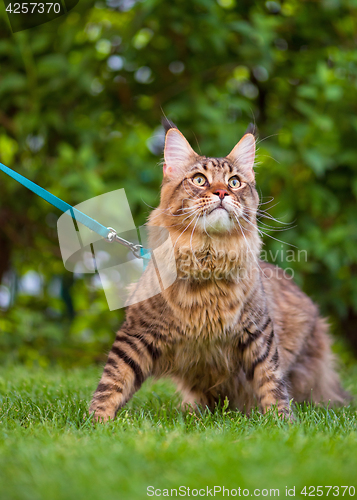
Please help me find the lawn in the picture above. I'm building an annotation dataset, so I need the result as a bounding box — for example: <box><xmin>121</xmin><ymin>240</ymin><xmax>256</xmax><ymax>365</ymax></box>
<box><xmin>0</xmin><ymin>364</ymin><xmax>356</xmax><ymax>500</ymax></box>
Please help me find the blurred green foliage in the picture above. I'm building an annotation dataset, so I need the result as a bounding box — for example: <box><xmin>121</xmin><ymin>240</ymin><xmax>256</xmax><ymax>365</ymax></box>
<box><xmin>0</xmin><ymin>0</ymin><xmax>357</xmax><ymax>366</ymax></box>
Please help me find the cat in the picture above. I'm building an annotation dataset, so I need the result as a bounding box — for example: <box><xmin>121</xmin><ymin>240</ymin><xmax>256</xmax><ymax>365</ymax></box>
<box><xmin>89</xmin><ymin>121</ymin><xmax>349</xmax><ymax>421</ymax></box>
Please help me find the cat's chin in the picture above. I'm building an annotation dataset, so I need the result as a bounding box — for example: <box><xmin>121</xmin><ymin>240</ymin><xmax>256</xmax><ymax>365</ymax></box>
<box><xmin>198</xmin><ymin>208</ymin><xmax>235</xmax><ymax>234</ymax></box>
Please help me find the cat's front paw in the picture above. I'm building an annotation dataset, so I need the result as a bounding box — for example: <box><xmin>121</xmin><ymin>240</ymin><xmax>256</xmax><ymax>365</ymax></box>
<box><xmin>89</xmin><ymin>404</ymin><xmax>115</xmax><ymax>423</ymax></box>
<box><xmin>278</xmin><ymin>408</ymin><xmax>295</xmax><ymax>422</ymax></box>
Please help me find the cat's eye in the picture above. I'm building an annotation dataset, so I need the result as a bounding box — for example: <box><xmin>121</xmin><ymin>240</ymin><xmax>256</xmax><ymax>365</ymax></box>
<box><xmin>191</xmin><ymin>174</ymin><xmax>207</xmax><ymax>187</ymax></box>
<box><xmin>228</xmin><ymin>176</ymin><xmax>240</xmax><ymax>189</ymax></box>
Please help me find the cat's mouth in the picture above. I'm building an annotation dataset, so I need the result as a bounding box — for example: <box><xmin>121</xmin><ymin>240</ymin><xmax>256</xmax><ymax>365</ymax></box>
<box><xmin>200</xmin><ymin>203</ymin><xmax>235</xmax><ymax>233</ymax></box>
<box><xmin>207</xmin><ymin>201</ymin><xmax>230</xmax><ymax>215</ymax></box>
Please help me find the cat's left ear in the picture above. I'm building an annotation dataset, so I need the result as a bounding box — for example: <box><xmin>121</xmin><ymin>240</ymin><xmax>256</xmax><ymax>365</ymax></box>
<box><xmin>227</xmin><ymin>133</ymin><xmax>256</xmax><ymax>183</ymax></box>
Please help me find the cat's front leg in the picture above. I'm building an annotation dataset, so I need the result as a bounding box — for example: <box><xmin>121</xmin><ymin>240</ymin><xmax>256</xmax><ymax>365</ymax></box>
<box><xmin>241</xmin><ymin>325</ymin><xmax>291</xmax><ymax>418</ymax></box>
<box><xmin>89</xmin><ymin>323</ymin><xmax>158</xmax><ymax>421</ymax></box>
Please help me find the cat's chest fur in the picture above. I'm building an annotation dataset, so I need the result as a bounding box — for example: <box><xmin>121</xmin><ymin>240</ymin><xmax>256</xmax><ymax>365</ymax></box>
<box><xmin>164</xmin><ymin>278</ymin><xmax>249</xmax><ymax>338</ymax></box>
<box><xmin>156</xmin><ymin>268</ymin><xmax>256</xmax><ymax>386</ymax></box>
<box><xmin>168</xmin><ymin>335</ymin><xmax>237</xmax><ymax>379</ymax></box>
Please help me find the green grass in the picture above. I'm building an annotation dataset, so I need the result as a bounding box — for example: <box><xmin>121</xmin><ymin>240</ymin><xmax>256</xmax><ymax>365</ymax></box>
<box><xmin>0</xmin><ymin>365</ymin><xmax>357</xmax><ymax>500</ymax></box>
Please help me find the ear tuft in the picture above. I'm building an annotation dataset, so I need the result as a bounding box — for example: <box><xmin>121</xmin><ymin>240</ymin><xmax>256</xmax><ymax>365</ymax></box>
<box><xmin>227</xmin><ymin>133</ymin><xmax>256</xmax><ymax>183</ymax></box>
<box><xmin>164</xmin><ymin>129</ymin><xmax>196</xmax><ymax>178</ymax></box>
<box><xmin>245</xmin><ymin>123</ymin><xmax>258</xmax><ymax>138</ymax></box>
<box><xmin>162</xmin><ymin>117</ymin><xmax>178</xmax><ymax>134</ymax></box>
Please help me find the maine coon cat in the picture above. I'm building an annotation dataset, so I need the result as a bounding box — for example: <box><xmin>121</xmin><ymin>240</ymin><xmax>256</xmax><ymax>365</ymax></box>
<box><xmin>89</xmin><ymin>122</ymin><xmax>348</xmax><ymax>421</ymax></box>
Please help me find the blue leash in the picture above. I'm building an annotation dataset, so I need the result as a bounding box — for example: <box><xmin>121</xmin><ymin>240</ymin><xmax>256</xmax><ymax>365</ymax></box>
<box><xmin>0</xmin><ymin>162</ymin><xmax>149</xmax><ymax>261</ymax></box>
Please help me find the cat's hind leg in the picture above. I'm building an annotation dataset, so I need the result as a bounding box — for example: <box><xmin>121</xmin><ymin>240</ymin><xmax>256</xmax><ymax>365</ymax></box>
<box><xmin>288</xmin><ymin>317</ymin><xmax>350</xmax><ymax>406</ymax></box>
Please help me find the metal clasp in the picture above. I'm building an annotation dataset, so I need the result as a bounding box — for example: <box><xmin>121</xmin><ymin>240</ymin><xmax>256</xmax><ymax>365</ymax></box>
<box><xmin>106</xmin><ymin>227</ymin><xmax>144</xmax><ymax>259</ymax></box>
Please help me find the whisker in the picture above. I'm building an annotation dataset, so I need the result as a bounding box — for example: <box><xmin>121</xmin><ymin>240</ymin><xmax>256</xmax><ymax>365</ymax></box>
<box><xmin>258</xmin><ymin>197</ymin><xmax>276</xmax><ymax>206</ymax></box>
<box><xmin>233</xmin><ymin>214</ymin><xmax>265</xmax><ymax>275</ymax></box>
<box><xmin>202</xmin><ymin>214</ymin><xmax>214</xmax><ymax>240</ymax></box>
<box><xmin>189</xmin><ymin>215</ymin><xmax>201</xmax><ymax>262</ymax></box>
<box><xmin>238</xmin><ymin>211</ymin><xmax>297</xmax><ymax>247</ymax></box>
<box><xmin>239</xmin><ymin>214</ymin><xmax>265</xmax><ymax>237</ymax></box>
<box><xmin>243</xmin><ymin>205</ymin><xmax>294</xmax><ymax>227</ymax></box>
<box><xmin>173</xmin><ymin>213</ymin><xmax>200</xmax><ymax>252</ymax></box>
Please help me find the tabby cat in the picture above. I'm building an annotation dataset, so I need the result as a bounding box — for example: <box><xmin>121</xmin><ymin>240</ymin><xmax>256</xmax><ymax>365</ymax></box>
<box><xmin>89</xmin><ymin>122</ymin><xmax>348</xmax><ymax>421</ymax></box>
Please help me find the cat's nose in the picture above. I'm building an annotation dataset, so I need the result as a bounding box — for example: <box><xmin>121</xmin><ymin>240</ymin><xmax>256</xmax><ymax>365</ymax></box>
<box><xmin>214</xmin><ymin>189</ymin><xmax>229</xmax><ymax>200</ymax></box>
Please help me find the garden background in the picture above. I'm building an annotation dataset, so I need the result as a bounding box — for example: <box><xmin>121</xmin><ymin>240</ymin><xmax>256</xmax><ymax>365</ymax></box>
<box><xmin>0</xmin><ymin>2</ymin><xmax>357</xmax><ymax>499</ymax></box>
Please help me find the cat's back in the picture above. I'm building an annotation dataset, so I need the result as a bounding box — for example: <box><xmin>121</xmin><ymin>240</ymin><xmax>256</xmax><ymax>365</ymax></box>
<box><xmin>259</xmin><ymin>260</ymin><xmax>316</xmax><ymax>316</ymax></box>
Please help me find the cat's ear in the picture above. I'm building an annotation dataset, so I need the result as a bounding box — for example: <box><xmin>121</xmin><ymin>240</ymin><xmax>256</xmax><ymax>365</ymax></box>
<box><xmin>163</xmin><ymin>128</ymin><xmax>197</xmax><ymax>178</ymax></box>
<box><xmin>227</xmin><ymin>133</ymin><xmax>256</xmax><ymax>183</ymax></box>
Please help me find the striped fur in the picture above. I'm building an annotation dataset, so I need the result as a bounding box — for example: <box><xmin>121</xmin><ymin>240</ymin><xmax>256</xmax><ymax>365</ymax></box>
<box><xmin>89</xmin><ymin>129</ymin><xmax>349</xmax><ymax>421</ymax></box>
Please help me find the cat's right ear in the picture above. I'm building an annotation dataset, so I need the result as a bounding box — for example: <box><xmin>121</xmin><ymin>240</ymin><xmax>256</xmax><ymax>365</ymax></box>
<box><xmin>226</xmin><ymin>133</ymin><xmax>256</xmax><ymax>183</ymax></box>
<box><xmin>163</xmin><ymin>129</ymin><xmax>197</xmax><ymax>178</ymax></box>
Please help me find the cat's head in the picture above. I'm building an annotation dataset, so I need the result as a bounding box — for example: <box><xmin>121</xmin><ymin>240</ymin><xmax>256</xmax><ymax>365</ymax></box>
<box><xmin>150</xmin><ymin>124</ymin><xmax>260</xmax><ymax>251</ymax></box>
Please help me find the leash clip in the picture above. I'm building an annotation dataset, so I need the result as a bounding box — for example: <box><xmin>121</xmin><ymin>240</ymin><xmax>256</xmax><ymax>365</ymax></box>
<box><xmin>106</xmin><ymin>227</ymin><xmax>144</xmax><ymax>259</ymax></box>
